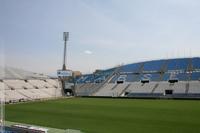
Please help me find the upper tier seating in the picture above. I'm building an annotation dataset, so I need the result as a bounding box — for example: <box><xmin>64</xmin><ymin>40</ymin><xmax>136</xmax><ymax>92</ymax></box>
<box><xmin>77</xmin><ymin>57</ymin><xmax>200</xmax><ymax>83</ymax></box>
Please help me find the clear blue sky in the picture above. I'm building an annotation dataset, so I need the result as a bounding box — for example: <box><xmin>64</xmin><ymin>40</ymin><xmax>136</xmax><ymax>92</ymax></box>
<box><xmin>0</xmin><ymin>0</ymin><xmax>200</xmax><ymax>74</ymax></box>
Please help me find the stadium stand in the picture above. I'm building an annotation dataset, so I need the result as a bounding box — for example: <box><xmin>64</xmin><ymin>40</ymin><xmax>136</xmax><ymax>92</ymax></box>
<box><xmin>2</xmin><ymin>79</ymin><xmax>62</xmax><ymax>103</ymax></box>
<box><xmin>1</xmin><ymin>57</ymin><xmax>200</xmax><ymax>102</ymax></box>
<box><xmin>75</xmin><ymin>57</ymin><xmax>200</xmax><ymax>99</ymax></box>
<box><xmin>0</xmin><ymin>67</ymin><xmax>63</xmax><ymax>103</ymax></box>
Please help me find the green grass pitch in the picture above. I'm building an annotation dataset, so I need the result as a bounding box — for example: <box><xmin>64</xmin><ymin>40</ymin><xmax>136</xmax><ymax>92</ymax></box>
<box><xmin>5</xmin><ymin>98</ymin><xmax>200</xmax><ymax>133</ymax></box>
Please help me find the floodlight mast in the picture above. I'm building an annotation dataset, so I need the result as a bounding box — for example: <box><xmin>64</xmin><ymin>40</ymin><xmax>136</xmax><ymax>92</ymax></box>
<box><xmin>62</xmin><ymin>32</ymin><xmax>69</xmax><ymax>70</ymax></box>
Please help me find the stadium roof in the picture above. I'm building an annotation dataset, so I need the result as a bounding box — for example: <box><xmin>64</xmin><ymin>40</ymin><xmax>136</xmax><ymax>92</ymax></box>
<box><xmin>0</xmin><ymin>66</ymin><xmax>49</xmax><ymax>80</ymax></box>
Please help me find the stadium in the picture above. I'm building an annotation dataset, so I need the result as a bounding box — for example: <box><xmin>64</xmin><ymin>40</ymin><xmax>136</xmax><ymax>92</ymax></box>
<box><xmin>1</xmin><ymin>57</ymin><xmax>200</xmax><ymax>133</ymax></box>
<box><xmin>1</xmin><ymin>57</ymin><xmax>200</xmax><ymax>104</ymax></box>
<box><xmin>1</xmin><ymin>1</ymin><xmax>200</xmax><ymax>133</ymax></box>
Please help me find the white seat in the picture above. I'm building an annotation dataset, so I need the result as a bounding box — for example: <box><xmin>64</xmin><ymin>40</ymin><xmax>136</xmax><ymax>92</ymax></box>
<box><xmin>188</xmin><ymin>81</ymin><xmax>200</xmax><ymax>94</ymax></box>
<box><xmin>3</xmin><ymin>80</ymin><xmax>34</xmax><ymax>89</ymax></box>
<box><xmin>28</xmin><ymin>80</ymin><xmax>54</xmax><ymax>88</ymax></box>
<box><xmin>128</xmin><ymin>82</ymin><xmax>156</xmax><ymax>93</ymax></box>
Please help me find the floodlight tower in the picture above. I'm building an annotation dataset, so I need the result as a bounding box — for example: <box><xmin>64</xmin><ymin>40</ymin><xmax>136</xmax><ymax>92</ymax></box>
<box><xmin>57</xmin><ymin>32</ymin><xmax>75</xmax><ymax>96</ymax></box>
<box><xmin>63</xmin><ymin>32</ymin><xmax>69</xmax><ymax>70</ymax></box>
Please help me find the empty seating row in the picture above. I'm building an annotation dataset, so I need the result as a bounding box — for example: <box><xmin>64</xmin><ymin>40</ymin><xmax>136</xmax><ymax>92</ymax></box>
<box><xmin>94</xmin><ymin>83</ymin><xmax>129</xmax><ymax>97</ymax></box>
<box><xmin>127</xmin><ymin>82</ymin><xmax>156</xmax><ymax>93</ymax></box>
<box><xmin>2</xmin><ymin>79</ymin><xmax>59</xmax><ymax>90</ymax></box>
<box><xmin>2</xmin><ymin>87</ymin><xmax>63</xmax><ymax>103</ymax></box>
<box><xmin>153</xmin><ymin>82</ymin><xmax>186</xmax><ymax>94</ymax></box>
<box><xmin>188</xmin><ymin>81</ymin><xmax>200</xmax><ymax>94</ymax></box>
<box><xmin>28</xmin><ymin>80</ymin><xmax>54</xmax><ymax>88</ymax></box>
<box><xmin>93</xmin><ymin>81</ymin><xmax>200</xmax><ymax>97</ymax></box>
<box><xmin>3</xmin><ymin>80</ymin><xmax>34</xmax><ymax>89</ymax></box>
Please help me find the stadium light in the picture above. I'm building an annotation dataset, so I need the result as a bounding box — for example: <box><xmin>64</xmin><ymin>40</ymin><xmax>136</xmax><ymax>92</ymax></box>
<box><xmin>63</xmin><ymin>32</ymin><xmax>69</xmax><ymax>42</ymax></box>
<box><xmin>62</xmin><ymin>32</ymin><xmax>69</xmax><ymax>70</ymax></box>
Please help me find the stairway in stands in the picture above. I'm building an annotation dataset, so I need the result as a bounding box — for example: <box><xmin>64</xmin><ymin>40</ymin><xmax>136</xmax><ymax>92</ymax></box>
<box><xmin>91</xmin><ymin>66</ymin><xmax>122</xmax><ymax>96</ymax></box>
<box><xmin>119</xmin><ymin>83</ymin><xmax>131</xmax><ymax>96</ymax></box>
<box><xmin>185</xmin><ymin>82</ymin><xmax>190</xmax><ymax>94</ymax></box>
<box><xmin>151</xmin><ymin>83</ymin><xmax>159</xmax><ymax>94</ymax></box>
<box><xmin>111</xmin><ymin>84</ymin><xmax>118</xmax><ymax>90</ymax></box>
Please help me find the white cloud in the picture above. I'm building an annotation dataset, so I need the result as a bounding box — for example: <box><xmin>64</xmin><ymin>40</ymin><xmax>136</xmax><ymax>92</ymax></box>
<box><xmin>84</xmin><ymin>50</ymin><xmax>93</xmax><ymax>55</ymax></box>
